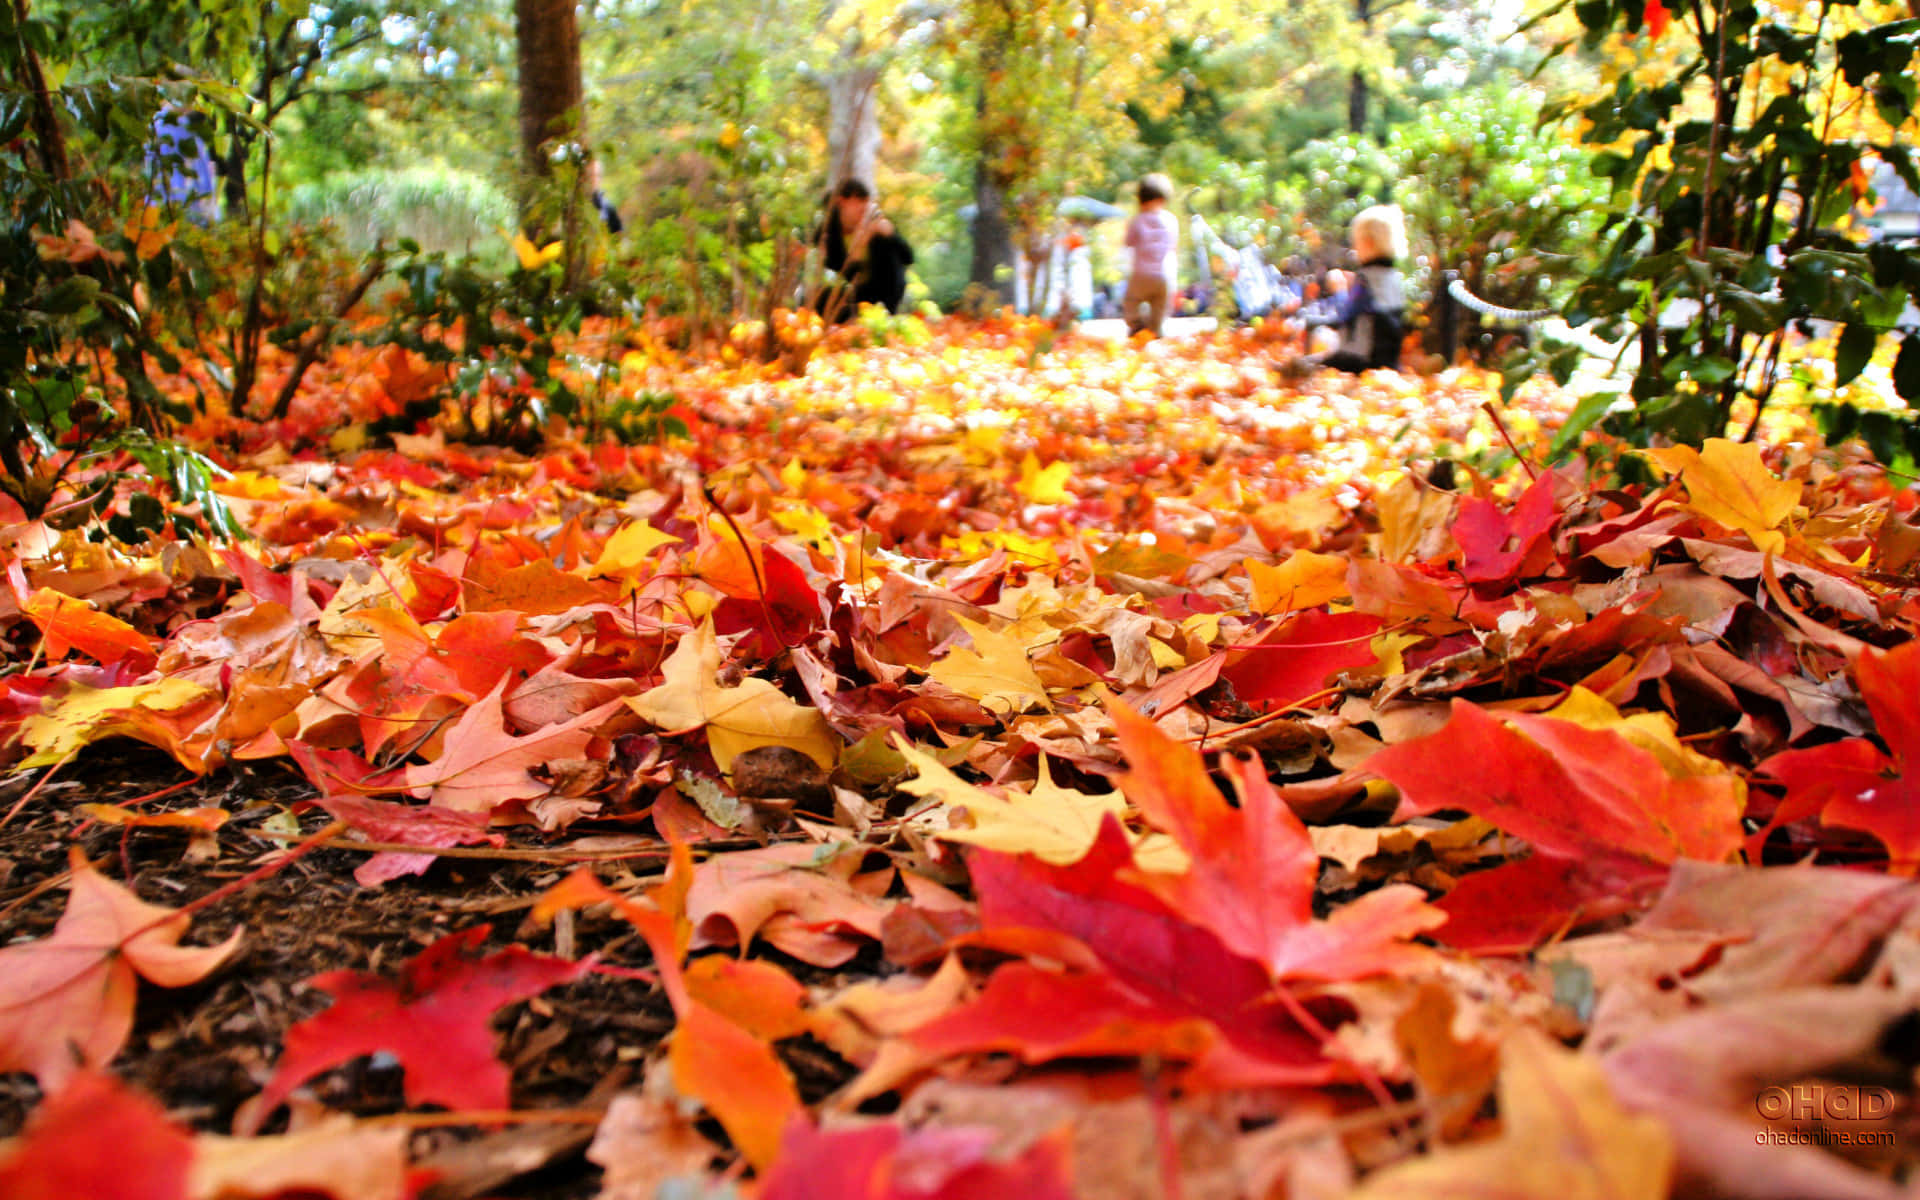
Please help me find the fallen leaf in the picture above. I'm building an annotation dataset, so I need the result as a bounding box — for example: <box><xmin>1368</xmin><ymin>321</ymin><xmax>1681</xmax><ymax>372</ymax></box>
<box><xmin>901</xmin><ymin>739</ymin><xmax>1128</xmax><ymax>865</ymax></box>
<box><xmin>1245</xmin><ymin>549</ymin><xmax>1351</xmax><ymax>615</ymax></box>
<box><xmin>685</xmin><ymin>840</ymin><xmax>891</xmax><ymax>966</ymax></box>
<box><xmin>0</xmin><ymin>850</ymin><xmax>242</xmax><ymax>1088</ymax></box>
<box><xmin>626</xmin><ymin>621</ymin><xmax>839</xmax><ymax>773</ymax></box>
<box><xmin>1347</xmin><ymin>1026</ymin><xmax>1673</xmax><ymax>1199</ymax></box>
<box><xmin>1603</xmin><ymin>989</ymin><xmax>1912</xmax><ymax>1200</ymax></box>
<box><xmin>22</xmin><ymin>587</ymin><xmax>155</xmax><ymax>668</ymax></box>
<box><xmin>78</xmin><ymin>804</ymin><xmax>229</xmax><ymax>833</ymax></box>
<box><xmin>1367</xmin><ymin>697</ymin><xmax>1745</xmax><ymax>946</ymax></box>
<box><xmin>1757</xmin><ymin>641</ymin><xmax>1920</xmax><ymax>872</ymax></box>
<box><xmin>1219</xmin><ymin>609</ymin><xmax>1382</xmax><ymax>712</ymax></box>
<box><xmin>535</xmin><ymin>851</ymin><xmax>801</xmax><ymax>1170</ymax></box>
<box><xmin>1644</xmin><ymin>438</ymin><xmax>1799</xmax><ymax>555</ymax></box>
<box><xmin>244</xmin><ymin>924</ymin><xmax>587</xmax><ymax>1132</ymax></box>
<box><xmin>585</xmin><ymin>1093</ymin><xmax>720</xmax><ymax>1200</ymax></box>
<box><xmin>1452</xmin><ymin>472</ymin><xmax>1562</xmax><ymax>587</ymax></box>
<box><xmin>404</xmin><ymin>678</ymin><xmax>622</xmax><ymax>816</ymax></box>
<box><xmin>1109</xmin><ymin>698</ymin><xmax>1444</xmax><ymax>983</ymax></box>
<box><xmin>759</xmin><ymin>1119</ymin><xmax>1079</xmax><ymax>1200</ymax></box>
<box><xmin>0</xmin><ymin>1071</ymin><xmax>193</xmax><ymax>1200</ymax></box>
<box><xmin>313</xmin><ymin>794</ymin><xmax>505</xmax><ymax>887</ymax></box>
<box><xmin>189</xmin><ymin>1117</ymin><xmax>410</xmax><ymax>1200</ymax></box>
<box><xmin>588</xmin><ymin>520</ymin><xmax>681</xmax><ymax>583</ymax></box>
<box><xmin>18</xmin><ymin>676</ymin><xmax>216</xmax><ymax>770</ymax></box>
<box><xmin>926</xmin><ymin>615</ymin><xmax>1053</xmax><ymax>716</ymax></box>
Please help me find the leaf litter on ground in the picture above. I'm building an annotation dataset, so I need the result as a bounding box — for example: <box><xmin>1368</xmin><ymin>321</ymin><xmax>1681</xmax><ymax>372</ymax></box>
<box><xmin>3</xmin><ymin>312</ymin><xmax>1920</xmax><ymax>1197</ymax></box>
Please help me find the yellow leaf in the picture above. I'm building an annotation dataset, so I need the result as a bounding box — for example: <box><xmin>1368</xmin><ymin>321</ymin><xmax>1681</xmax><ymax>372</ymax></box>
<box><xmin>926</xmin><ymin>615</ymin><xmax>1051</xmax><ymax>716</ymax></box>
<box><xmin>328</xmin><ymin>424</ymin><xmax>370</xmax><ymax>455</ymax></box>
<box><xmin>943</xmin><ymin>527</ymin><xmax>1057</xmax><ymax>568</ymax></box>
<box><xmin>1147</xmin><ymin>638</ymin><xmax>1186</xmax><ymax>670</ymax></box>
<box><xmin>1015</xmin><ymin>453</ymin><xmax>1073</xmax><ymax>504</ymax></box>
<box><xmin>1246</xmin><ymin>550</ymin><xmax>1350</xmax><ymax>614</ymax></box>
<box><xmin>590</xmin><ymin>520</ymin><xmax>680</xmax><ymax>581</ymax></box>
<box><xmin>19</xmin><ymin>677</ymin><xmax>214</xmax><ymax>768</ymax></box>
<box><xmin>627</xmin><ymin>623</ymin><xmax>838</xmax><ymax>774</ymax></box>
<box><xmin>906</xmin><ymin>746</ymin><xmax>1127</xmax><ymax>865</ymax></box>
<box><xmin>1371</xmin><ymin>630</ymin><xmax>1425</xmax><ymax>676</ymax></box>
<box><xmin>513</xmin><ymin>232</ymin><xmax>563</xmax><ymax>271</ymax></box>
<box><xmin>1540</xmin><ymin>687</ymin><xmax>1739</xmax><ymax>784</ymax></box>
<box><xmin>770</xmin><ymin>502</ymin><xmax>834</xmax><ymax>547</ymax></box>
<box><xmin>1643</xmin><ymin>438</ymin><xmax>1799</xmax><ymax>555</ymax></box>
<box><xmin>1347</xmin><ymin>1026</ymin><xmax>1673</xmax><ymax>1200</ymax></box>
<box><xmin>778</xmin><ymin>458</ymin><xmax>807</xmax><ymax>492</ymax></box>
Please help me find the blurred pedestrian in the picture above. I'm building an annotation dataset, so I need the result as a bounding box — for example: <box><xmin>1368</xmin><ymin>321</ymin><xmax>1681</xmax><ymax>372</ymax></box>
<box><xmin>816</xmin><ymin>178</ymin><xmax>914</xmax><ymax>320</ymax></box>
<box><xmin>588</xmin><ymin>159</ymin><xmax>623</xmax><ymax>234</ymax></box>
<box><xmin>1289</xmin><ymin>205</ymin><xmax>1407</xmax><ymax>373</ymax></box>
<box><xmin>1122</xmin><ymin>172</ymin><xmax>1178</xmax><ymax>337</ymax></box>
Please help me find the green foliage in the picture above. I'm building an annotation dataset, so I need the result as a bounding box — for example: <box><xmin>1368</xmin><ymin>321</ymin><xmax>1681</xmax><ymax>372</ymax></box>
<box><xmin>1276</xmin><ymin>134</ymin><xmax>1398</xmax><ymax>260</ymax></box>
<box><xmin>1390</xmin><ymin>86</ymin><xmax>1602</xmax><ymax>316</ymax></box>
<box><xmin>0</xmin><ymin>0</ymin><xmax>245</xmax><ymax>539</ymax></box>
<box><xmin>368</xmin><ymin>248</ymin><xmax>583</xmax><ymax>446</ymax></box>
<box><xmin>603</xmin><ymin>390</ymin><xmax>689</xmax><ymax>446</ymax></box>
<box><xmin>1541</xmin><ymin>0</ymin><xmax>1920</xmax><ymax>449</ymax></box>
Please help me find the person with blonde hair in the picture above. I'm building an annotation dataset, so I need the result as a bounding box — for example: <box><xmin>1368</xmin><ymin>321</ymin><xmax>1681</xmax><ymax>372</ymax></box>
<box><xmin>1294</xmin><ymin>204</ymin><xmax>1408</xmax><ymax>372</ymax></box>
<box><xmin>1122</xmin><ymin>172</ymin><xmax>1179</xmax><ymax>337</ymax></box>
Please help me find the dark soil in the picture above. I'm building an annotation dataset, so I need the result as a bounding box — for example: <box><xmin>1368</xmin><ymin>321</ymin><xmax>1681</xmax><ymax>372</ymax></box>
<box><xmin>0</xmin><ymin>743</ymin><xmax>856</xmax><ymax>1198</ymax></box>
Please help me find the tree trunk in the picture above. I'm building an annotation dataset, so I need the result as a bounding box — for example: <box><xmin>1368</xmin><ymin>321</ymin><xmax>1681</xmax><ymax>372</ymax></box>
<box><xmin>969</xmin><ymin>153</ymin><xmax>1016</xmax><ymax>307</ymax></box>
<box><xmin>11</xmin><ymin>0</ymin><xmax>70</xmax><ymax>180</ymax></box>
<box><xmin>966</xmin><ymin>40</ymin><xmax>1015</xmax><ymax>308</ymax></box>
<box><xmin>514</xmin><ymin>0</ymin><xmax>586</xmax><ymax>287</ymax></box>
<box><xmin>515</xmin><ymin>0</ymin><xmax>584</xmax><ymax>183</ymax></box>
<box><xmin>826</xmin><ymin>63</ymin><xmax>881</xmax><ymax>191</ymax></box>
<box><xmin>1348</xmin><ymin>0</ymin><xmax>1371</xmax><ymax>135</ymax></box>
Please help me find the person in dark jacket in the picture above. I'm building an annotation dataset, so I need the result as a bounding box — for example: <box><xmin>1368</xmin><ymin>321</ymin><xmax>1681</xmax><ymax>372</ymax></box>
<box><xmin>1293</xmin><ymin>205</ymin><xmax>1408</xmax><ymax>373</ymax></box>
<box><xmin>817</xmin><ymin>178</ymin><xmax>914</xmax><ymax>319</ymax></box>
<box><xmin>587</xmin><ymin>159</ymin><xmax>623</xmax><ymax>234</ymax></box>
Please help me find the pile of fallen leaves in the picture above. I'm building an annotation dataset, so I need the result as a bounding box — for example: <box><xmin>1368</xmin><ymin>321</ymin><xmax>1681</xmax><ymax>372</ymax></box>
<box><xmin>3</xmin><ymin>315</ymin><xmax>1920</xmax><ymax>1199</ymax></box>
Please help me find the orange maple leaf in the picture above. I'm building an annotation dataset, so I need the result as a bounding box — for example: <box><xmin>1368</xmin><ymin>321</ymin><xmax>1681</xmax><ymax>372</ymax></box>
<box><xmin>0</xmin><ymin>851</ymin><xmax>242</xmax><ymax>1088</ymax></box>
<box><xmin>1109</xmin><ymin>699</ymin><xmax>1445</xmax><ymax>983</ymax></box>
<box><xmin>404</xmin><ymin>679</ymin><xmax>624</xmax><ymax>816</ymax></box>
<box><xmin>537</xmin><ymin>843</ymin><xmax>802</xmax><ymax>1170</ymax></box>
<box><xmin>21</xmin><ymin>587</ymin><xmax>156</xmax><ymax>669</ymax></box>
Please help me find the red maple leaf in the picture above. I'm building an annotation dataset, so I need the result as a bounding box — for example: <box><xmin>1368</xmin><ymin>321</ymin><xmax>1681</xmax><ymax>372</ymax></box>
<box><xmin>710</xmin><ymin>543</ymin><xmax>824</xmax><ymax>658</ymax></box>
<box><xmin>1452</xmin><ymin>472</ymin><xmax>1562</xmax><ymax>587</ymax></box>
<box><xmin>244</xmin><ymin>924</ymin><xmax>587</xmax><ymax>1132</ymax></box>
<box><xmin>759</xmin><ymin>1119</ymin><xmax>1077</xmax><ymax>1200</ymax></box>
<box><xmin>1644</xmin><ymin>0</ymin><xmax>1672</xmax><ymax>39</ymax></box>
<box><xmin>314</xmin><ymin>795</ymin><xmax>505</xmax><ymax>888</ymax></box>
<box><xmin>953</xmin><ymin>821</ymin><xmax>1335</xmax><ymax>1088</ymax></box>
<box><xmin>337</xmin><ymin>607</ymin><xmax>547</xmax><ymax>755</ymax></box>
<box><xmin>1366</xmin><ymin>698</ymin><xmax>1745</xmax><ymax>949</ymax></box>
<box><xmin>1108</xmin><ymin>699</ymin><xmax>1444</xmax><ymax>982</ymax></box>
<box><xmin>1218</xmin><ymin>609</ymin><xmax>1382</xmax><ymax>712</ymax></box>
<box><xmin>1758</xmin><ymin>641</ymin><xmax>1920</xmax><ymax>872</ymax></box>
<box><xmin>0</xmin><ymin>1071</ymin><xmax>193</xmax><ymax>1200</ymax></box>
